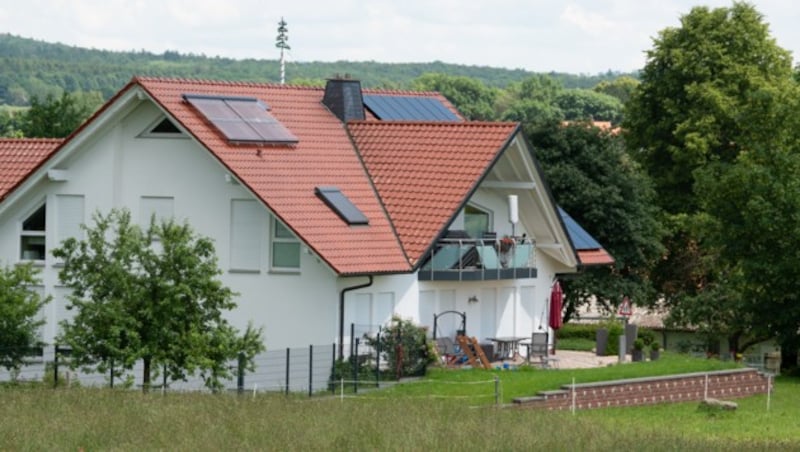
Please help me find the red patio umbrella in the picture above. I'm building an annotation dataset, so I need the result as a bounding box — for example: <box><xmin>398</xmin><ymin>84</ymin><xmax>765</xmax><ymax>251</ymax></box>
<box><xmin>549</xmin><ymin>280</ymin><xmax>563</xmax><ymax>354</ymax></box>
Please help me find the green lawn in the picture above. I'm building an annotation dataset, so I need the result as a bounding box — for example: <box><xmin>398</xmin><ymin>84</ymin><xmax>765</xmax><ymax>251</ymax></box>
<box><xmin>0</xmin><ymin>354</ymin><xmax>795</xmax><ymax>450</ymax></box>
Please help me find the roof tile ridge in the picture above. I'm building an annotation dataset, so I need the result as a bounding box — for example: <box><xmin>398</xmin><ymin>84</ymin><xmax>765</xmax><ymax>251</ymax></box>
<box><xmin>134</xmin><ymin>76</ymin><xmax>295</xmax><ymax>89</ymax></box>
<box><xmin>362</xmin><ymin>88</ymin><xmax>440</xmax><ymax>97</ymax></box>
<box><xmin>0</xmin><ymin>137</ymin><xmax>64</xmax><ymax>143</ymax></box>
<box><xmin>348</xmin><ymin>120</ymin><xmax>519</xmax><ymax>128</ymax></box>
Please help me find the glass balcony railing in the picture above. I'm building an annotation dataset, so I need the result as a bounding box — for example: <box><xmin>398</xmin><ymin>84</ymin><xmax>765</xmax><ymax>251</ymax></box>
<box><xmin>418</xmin><ymin>235</ymin><xmax>537</xmax><ymax>281</ymax></box>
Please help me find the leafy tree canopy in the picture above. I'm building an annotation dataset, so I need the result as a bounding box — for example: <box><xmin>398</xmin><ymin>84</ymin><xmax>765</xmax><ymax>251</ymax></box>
<box><xmin>555</xmin><ymin>89</ymin><xmax>623</xmax><ymax>123</ymax></box>
<box><xmin>53</xmin><ymin>209</ymin><xmax>264</xmax><ymax>391</ymax></box>
<box><xmin>593</xmin><ymin>76</ymin><xmax>639</xmax><ymax>104</ymax></box>
<box><xmin>411</xmin><ymin>73</ymin><xmax>498</xmax><ymax>120</ymax></box>
<box><xmin>0</xmin><ymin>263</ymin><xmax>49</xmax><ymax>372</ymax></box>
<box><xmin>529</xmin><ymin>122</ymin><xmax>664</xmax><ymax>319</ymax></box>
<box><xmin>624</xmin><ymin>2</ymin><xmax>795</xmax><ymax>214</ymax></box>
<box><xmin>18</xmin><ymin>91</ymin><xmax>99</xmax><ymax>138</ymax></box>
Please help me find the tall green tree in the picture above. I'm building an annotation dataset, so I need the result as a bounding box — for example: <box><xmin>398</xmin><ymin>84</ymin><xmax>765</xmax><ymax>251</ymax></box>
<box><xmin>624</xmin><ymin>2</ymin><xmax>800</xmax><ymax>358</ymax></box>
<box><xmin>530</xmin><ymin>122</ymin><xmax>664</xmax><ymax>319</ymax></box>
<box><xmin>53</xmin><ymin>209</ymin><xmax>264</xmax><ymax>391</ymax></box>
<box><xmin>0</xmin><ymin>263</ymin><xmax>48</xmax><ymax>373</ymax></box>
<box><xmin>499</xmin><ymin>74</ymin><xmax>565</xmax><ymax>131</ymax></box>
<box><xmin>19</xmin><ymin>92</ymin><xmax>93</xmax><ymax>138</ymax></box>
<box><xmin>554</xmin><ymin>89</ymin><xmax>623</xmax><ymax>123</ymax></box>
<box><xmin>412</xmin><ymin>73</ymin><xmax>498</xmax><ymax>120</ymax></box>
<box><xmin>593</xmin><ymin>76</ymin><xmax>639</xmax><ymax>104</ymax></box>
<box><xmin>625</xmin><ymin>2</ymin><xmax>795</xmax><ymax>214</ymax></box>
<box><xmin>696</xmin><ymin>146</ymin><xmax>800</xmax><ymax>360</ymax></box>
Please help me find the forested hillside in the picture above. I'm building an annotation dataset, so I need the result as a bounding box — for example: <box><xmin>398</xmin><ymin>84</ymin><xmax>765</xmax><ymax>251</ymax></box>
<box><xmin>0</xmin><ymin>33</ymin><xmax>633</xmax><ymax>106</ymax></box>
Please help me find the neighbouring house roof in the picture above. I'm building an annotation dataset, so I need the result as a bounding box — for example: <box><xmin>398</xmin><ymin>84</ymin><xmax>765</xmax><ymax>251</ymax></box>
<box><xmin>558</xmin><ymin>207</ymin><xmax>614</xmax><ymax>266</ymax></box>
<box><xmin>0</xmin><ymin>77</ymin><xmax>612</xmax><ymax>275</ymax></box>
<box><xmin>0</xmin><ymin>138</ymin><xmax>63</xmax><ymax>201</ymax></box>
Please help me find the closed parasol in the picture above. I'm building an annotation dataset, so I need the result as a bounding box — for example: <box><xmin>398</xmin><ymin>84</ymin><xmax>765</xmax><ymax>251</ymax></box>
<box><xmin>548</xmin><ymin>280</ymin><xmax>563</xmax><ymax>355</ymax></box>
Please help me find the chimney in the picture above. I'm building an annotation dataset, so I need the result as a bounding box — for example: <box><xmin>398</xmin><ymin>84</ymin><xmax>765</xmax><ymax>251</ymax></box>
<box><xmin>323</xmin><ymin>75</ymin><xmax>365</xmax><ymax>122</ymax></box>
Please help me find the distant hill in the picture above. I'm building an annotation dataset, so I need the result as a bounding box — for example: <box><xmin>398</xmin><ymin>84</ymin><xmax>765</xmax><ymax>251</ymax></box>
<box><xmin>0</xmin><ymin>33</ymin><xmax>635</xmax><ymax>106</ymax></box>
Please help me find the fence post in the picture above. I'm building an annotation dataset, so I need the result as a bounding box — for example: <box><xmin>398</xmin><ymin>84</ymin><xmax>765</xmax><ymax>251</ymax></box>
<box><xmin>353</xmin><ymin>338</ymin><xmax>360</xmax><ymax>394</ymax></box>
<box><xmin>350</xmin><ymin>323</ymin><xmax>355</xmax><ymax>359</ymax></box>
<box><xmin>330</xmin><ymin>343</ymin><xmax>336</xmax><ymax>394</ymax></box>
<box><xmin>53</xmin><ymin>344</ymin><xmax>59</xmax><ymax>388</ymax></box>
<box><xmin>162</xmin><ymin>363</ymin><xmax>167</xmax><ymax>395</ymax></box>
<box><xmin>494</xmin><ymin>375</ymin><xmax>499</xmax><ymax>406</ymax></box>
<box><xmin>285</xmin><ymin>348</ymin><xmax>290</xmax><ymax>396</ymax></box>
<box><xmin>308</xmin><ymin>344</ymin><xmax>313</xmax><ymax>398</ymax></box>
<box><xmin>237</xmin><ymin>352</ymin><xmax>245</xmax><ymax>395</ymax></box>
<box><xmin>110</xmin><ymin>359</ymin><xmax>115</xmax><ymax>389</ymax></box>
<box><xmin>375</xmin><ymin>326</ymin><xmax>381</xmax><ymax>389</ymax></box>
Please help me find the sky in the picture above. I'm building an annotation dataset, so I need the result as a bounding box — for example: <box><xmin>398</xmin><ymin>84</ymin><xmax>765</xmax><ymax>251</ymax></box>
<box><xmin>1</xmin><ymin>1</ymin><xmax>799</xmax><ymax>74</ymax></box>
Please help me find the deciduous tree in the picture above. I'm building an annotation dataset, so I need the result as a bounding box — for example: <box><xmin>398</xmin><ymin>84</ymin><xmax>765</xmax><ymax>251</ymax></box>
<box><xmin>19</xmin><ymin>92</ymin><xmax>93</xmax><ymax>138</ymax></box>
<box><xmin>53</xmin><ymin>209</ymin><xmax>264</xmax><ymax>391</ymax></box>
<box><xmin>0</xmin><ymin>263</ymin><xmax>48</xmax><ymax>372</ymax></box>
<box><xmin>530</xmin><ymin>122</ymin><xmax>664</xmax><ymax>319</ymax></box>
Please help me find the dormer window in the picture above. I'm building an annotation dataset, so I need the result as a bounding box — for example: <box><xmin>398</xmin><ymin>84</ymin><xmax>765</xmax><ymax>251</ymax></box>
<box><xmin>20</xmin><ymin>203</ymin><xmax>46</xmax><ymax>261</ymax></box>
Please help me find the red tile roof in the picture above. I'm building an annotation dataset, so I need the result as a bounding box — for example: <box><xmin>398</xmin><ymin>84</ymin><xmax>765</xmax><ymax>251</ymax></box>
<box><xmin>577</xmin><ymin>249</ymin><xmax>614</xmax><ymax>266</ymax></box>
<box><xmin>348</xmin><ymin>121</ymin><xmax>518</xmax><ymax>264</ymax></box>
<box><xmin>135</xmin><ymin>77</ymin><xmax>410</xmax><ymax>275</ymax></box>
<box><xmin>0</xmin><ymin>138</ymin><xmax>63</xmax><ymax>201</ymax></box>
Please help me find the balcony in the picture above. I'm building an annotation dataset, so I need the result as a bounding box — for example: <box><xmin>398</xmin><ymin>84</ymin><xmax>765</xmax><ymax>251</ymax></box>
<box><xmin>418</xmin><ymin>233</ymin><xmax>537</xmax><ymax>281</ymax></box>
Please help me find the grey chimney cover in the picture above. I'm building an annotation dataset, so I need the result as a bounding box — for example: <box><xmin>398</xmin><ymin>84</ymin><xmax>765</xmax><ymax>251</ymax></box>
<box><xmin>323</xmin><ymin>78</ymin><xmax>365</xmax><ymax>122</ymax></box>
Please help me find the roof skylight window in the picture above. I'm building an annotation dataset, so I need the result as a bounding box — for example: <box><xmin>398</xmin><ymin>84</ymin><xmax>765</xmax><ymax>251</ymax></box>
<box><xmin>315</xmin><ymin>186</ymin><xmax>369</xmax><ymax>226</ymax></box>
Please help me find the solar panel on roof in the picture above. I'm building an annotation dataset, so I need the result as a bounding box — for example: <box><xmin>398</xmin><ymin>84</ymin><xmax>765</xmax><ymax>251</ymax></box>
<box><xmin>315</xmin><ymin>186</ymin><xmax>369</xmax><ymax>226</ymax></box>
<box><xmin>558</xmin><ymin>206</ymin><xmax>602</xmax><ymax>250</ymax></box>
<box><xmin>183</xmin><ymin>94</ymin><xmax>298</xmax><ymax>145</ymax></box>
<box><xmin>363</xmin><ymin>95</ymin><xmax>460</xmax><ymax>121</ymax></box>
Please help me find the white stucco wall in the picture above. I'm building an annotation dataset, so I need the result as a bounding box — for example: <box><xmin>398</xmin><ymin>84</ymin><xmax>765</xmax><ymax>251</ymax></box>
<box><xmin>0</xmin><ymin>97</ymin><xmax>577</xmax><ymax>357</ymax></box>
<box><xmin>0</xmin><ymin>101</ymin><xmax>340</xmax><ymax>350</ymax></box>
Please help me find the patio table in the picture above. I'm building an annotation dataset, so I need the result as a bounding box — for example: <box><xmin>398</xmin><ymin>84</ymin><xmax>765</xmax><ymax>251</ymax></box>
<box><xmin>486</xmin><ymin>336</ymin><xmax>527</xmax><ymax>360</ymax></box>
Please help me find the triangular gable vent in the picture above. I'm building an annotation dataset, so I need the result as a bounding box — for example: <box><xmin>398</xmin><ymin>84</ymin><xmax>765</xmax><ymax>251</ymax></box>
<box><xmin>150</xmin><ymin>117</ymin><xmax>182</xmax><ymax>134</ymax></box>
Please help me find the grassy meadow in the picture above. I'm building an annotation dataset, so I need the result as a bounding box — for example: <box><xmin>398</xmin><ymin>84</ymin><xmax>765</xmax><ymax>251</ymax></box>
<box><xmin>1</xmin><ymin>354</ymin><xmax>797</xmax><ymax>451</ymax></box>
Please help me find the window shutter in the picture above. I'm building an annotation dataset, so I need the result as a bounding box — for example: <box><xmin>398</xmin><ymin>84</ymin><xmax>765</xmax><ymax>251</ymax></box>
<box><xmin>230</xmin><ymin>199</ymin><xmax>263</xmax><ymax>271</ymax></box>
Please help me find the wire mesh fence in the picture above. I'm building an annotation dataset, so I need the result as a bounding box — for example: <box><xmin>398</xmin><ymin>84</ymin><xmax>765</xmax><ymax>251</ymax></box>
<box><xmin>0</xmin><ymin>323</ymin><xmax>404</xmax><ymax>395</ymax></box>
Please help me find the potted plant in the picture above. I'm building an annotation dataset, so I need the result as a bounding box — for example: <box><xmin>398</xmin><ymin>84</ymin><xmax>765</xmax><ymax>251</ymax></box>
<box><xmin>649</xmin><ymin>341</ymin><xmax>661</xmax><ymax>361</ymax></box>
<box><xmin>632</xmin><ymin>339</ymin><xmax>645</xmax><ymax>362</ymax></box>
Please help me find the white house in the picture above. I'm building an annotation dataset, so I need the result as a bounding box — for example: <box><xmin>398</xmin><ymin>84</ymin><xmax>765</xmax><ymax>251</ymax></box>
<box><xmin>0</xmin><ymin>77</ymin><xmax>612</xmax><ymax>360</ymax></box>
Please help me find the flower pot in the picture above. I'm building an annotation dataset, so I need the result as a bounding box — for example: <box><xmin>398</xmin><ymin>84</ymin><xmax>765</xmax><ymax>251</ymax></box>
<box><xmin>650</xmin><ymin>350</ymin><xmax>660</xmax><ymax>361</ymax></box>
<box><xmin>632</xmin><ymin>349</ymin><xmax>644</xmax><ymax>362</ymax></box>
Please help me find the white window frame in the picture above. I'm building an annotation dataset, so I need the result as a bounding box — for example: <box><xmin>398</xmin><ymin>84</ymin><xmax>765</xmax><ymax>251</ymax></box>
<box><xmin>464</xmin><ymin>202</ymin><xmax>493</xmax><ymax>239</ymax></box>
<box><xmin>270</xmin><ymin>218</ymin><xmax>300</xmax><ymax>273</ymax></box>
<box><xmin>20</xmin><ymin>201</ymin><xmax>47</xmax><ymax>263</ymax></box>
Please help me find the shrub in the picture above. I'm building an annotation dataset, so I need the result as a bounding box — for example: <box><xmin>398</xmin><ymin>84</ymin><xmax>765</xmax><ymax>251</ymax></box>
<box><xmin>633</xmin><ymin>339</ymin><xmax>645</xmax><ymax>351</ymax></box>
<box><xmin>364</xmin><ymin>316</ymin><xmax>435</xmax><ymax>378</ymax></box>
<box><xmin>650</xmin><ymin>341</ymin><xmax>660</xmax><ymax>352</ymax></box>
<box><xmin>638</xmin><ymin>329</ymin><xmax>656</xmax><ymax>346</ymax></box>
<box><xmin>601</xmin><ymin>320</ymin><xmax>624</xmax><ymax>356</ymax></box>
